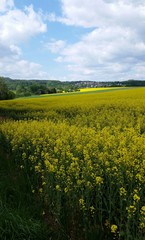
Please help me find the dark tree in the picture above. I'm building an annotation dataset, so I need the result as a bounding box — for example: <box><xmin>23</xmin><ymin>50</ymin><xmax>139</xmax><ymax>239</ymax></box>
<box><xmin>0</xmin><ymin>77</ymin><xmax>15</xmax><ymax>100</ymax></box>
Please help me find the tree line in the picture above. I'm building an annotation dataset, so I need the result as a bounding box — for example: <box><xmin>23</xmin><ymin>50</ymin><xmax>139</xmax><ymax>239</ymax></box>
<box><xmin>0</xmin><ymin>78</ymin><xmax>15</xmax><ymax>100</ymax></box>
<box><xmin>0</xmin><ymin>77</ymin><xmax>57</xmax><ymax>100</ymax></box>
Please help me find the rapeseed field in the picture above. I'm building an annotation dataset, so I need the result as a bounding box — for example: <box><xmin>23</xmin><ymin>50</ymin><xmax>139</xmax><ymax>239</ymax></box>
<box><xmin>0</xmin><ymin>87</ymin><xmax>145</xmax><ymax>239</ymax></box>
<box><xmin>79</xmin><ymin>87</ymin><xmax>121</xmax><ymax>92</ymax></box>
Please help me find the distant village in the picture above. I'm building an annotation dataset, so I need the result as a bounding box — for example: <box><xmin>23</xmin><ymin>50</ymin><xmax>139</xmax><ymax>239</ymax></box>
<box><xmin>72</xmin><ymin>81</ymin><xmax>123</xmax><ymax>88</ymax></box>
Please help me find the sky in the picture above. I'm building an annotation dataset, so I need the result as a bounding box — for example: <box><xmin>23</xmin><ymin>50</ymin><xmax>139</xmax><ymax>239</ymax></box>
<box><xmin>0</xmin><ymin>0</ymin><xmax>145</xmax><ymax>81</ymax></box>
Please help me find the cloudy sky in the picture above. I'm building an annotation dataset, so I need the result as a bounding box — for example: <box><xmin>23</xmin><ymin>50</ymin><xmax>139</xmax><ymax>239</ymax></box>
<box><xmin>0</xmin><ymin>0</ymin><xmax>145</xmax><ymax>81</ymax></box>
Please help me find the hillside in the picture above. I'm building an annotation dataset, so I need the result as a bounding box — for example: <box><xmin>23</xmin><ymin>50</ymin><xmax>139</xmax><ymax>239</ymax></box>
<box><xmin>1</xmin><ymin>76</ymin><xmax>145</xmax><ymax>99</ymax></box>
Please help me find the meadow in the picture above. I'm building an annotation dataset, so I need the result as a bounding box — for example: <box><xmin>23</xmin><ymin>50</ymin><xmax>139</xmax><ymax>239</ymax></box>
<box><xmin>0</xmin><ymin>87</ymin><xmax>145</xmax><ymax>239</ymax></box>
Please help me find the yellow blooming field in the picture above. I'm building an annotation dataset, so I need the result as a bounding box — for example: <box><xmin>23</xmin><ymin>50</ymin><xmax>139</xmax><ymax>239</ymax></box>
<box><xmin>79</xmin><ymin>87</ymin><xmax>122</xmax><ymax>92</ymax></box>
<box><xmin>0</xmin><ymin>87</ymin><xmax>145</xmax><ymax>239</ymax></box>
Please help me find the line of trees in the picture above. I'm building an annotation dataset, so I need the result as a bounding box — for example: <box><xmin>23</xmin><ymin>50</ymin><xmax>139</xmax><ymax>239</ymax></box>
<box><xmin>0</xmin><ymin>78</ymin><xmax>15</xmax><ymax>100</ymax></box>
<box><xmin>16</xmin><ymin>84</ymin><xmax>57</xmax><ymax>97</ymax></box>
<box><xmin>0</xmin><ymin>77</ymin><xmax>58</xmax><ymax>99</ymax></box>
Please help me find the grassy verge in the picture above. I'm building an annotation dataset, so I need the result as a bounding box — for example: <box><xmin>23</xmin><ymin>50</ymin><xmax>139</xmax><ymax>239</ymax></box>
<box><xmin>0</xmin><ymin>147</ymin><xmax>54</xmax><ymax>240</ymax></box>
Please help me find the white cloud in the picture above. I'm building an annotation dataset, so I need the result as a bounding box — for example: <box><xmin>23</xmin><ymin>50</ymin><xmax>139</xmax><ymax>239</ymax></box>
<box><xmin>59</xmin><ymin>0</ymin><xmax>145</xmax><ymax>29</ymax></box>
<box><xmin>1</xmin><ymin>0</ymin><xmax>145</xmax><ymax>81</ymax></box>
<box><xmin>0</xmin><ymin>42</ymin><xmax>49</xmax><ymax>79</ymax></box>
<box><xmin>0</xmin><ymin>5</ymin><xmax>47</xmax><ymax>45</ymax></box>
<box><xmin>56</xmin><ymin>25</ymin><xmax>145</xmax><ymax>80</ymax></box>
<box><xmin>0</xmin><ymin>43</ymin><xmax>21</xmax><ymax>58</ymax></box>
<box><xmin>0</xmin><ymin>2</ymin><xmax>49</xmax><ymax>79</ymax></box>
<box><xmin>47</xmin><ymin>0</ymin><xmax>145</xmax><ymax>80</ymax></box>
<box><xmin>45</xmin><ymin>39</ymin><xmax>66</xmax><ymax>53</ymax></box>
<box><xmin>0</xmin><ymin>57</ymin><xmax>50</xmax><ymax>79</ymax></box>
<box><xmin>0</xmin><ymin>0</ymin><xmax>14</xmax><ymax>12</ymax></box>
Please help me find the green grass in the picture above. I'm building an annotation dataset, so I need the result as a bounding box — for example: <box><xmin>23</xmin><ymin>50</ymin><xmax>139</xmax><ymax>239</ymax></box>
<box><xmin>0</xmin><ymin>147</ymin><xmax>54</xmax><ymax>240</ymax></box>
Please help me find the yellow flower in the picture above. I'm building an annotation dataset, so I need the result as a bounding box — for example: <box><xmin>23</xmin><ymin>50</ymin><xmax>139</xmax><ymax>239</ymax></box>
<box><xmin>79</xmin><ymin>198</ymin><xmax>86</xmax><ymax>210</ymax></box>
<box><xmin>42</xmin><ymin>181</ymin><xmax>46</xmax><ymax>186</ymax></box>
<box><xmin>56</xmin><ymin>185</ymin><xmax>61</xmax><ymax>191</ymax></box>
<box><xmin>139</xmin><ymin>222</ymin><xmax>145</xmax><ymax>229</ymax></box>
<box><xmin>79</xmin><ymin>198</ymin><xmax>85</xmax><ymax>205</ymax></box>
<box><xmin>120</xmin><ymin>187</ymin><xmax>127</xmax><ymax>197</ymax></box>
<box><xmin>95</xmin><ymin>176</ymin><xmax>103</xmax><ymax>185</ymax></box>
<box><xmin>90</xmin><ymin>206</ymin><xmax>95</xmax><ymax>214</ymax></box>
<box><xmin>140</xmin><ymin>206</ymin><xmax>145</xmax><ymax>216</ymax></box>
<box><xmin>64</xmin><ymin>187</ymin><xmax>68</xmax><ymax>193</ymax></box>
<box><xmin>35</xmin><ymin>165</ymin><xmax>41</xmax><ymax>172</ymax></box>
<box><xmin>111</xmin><ymin>224</ymin><xmax>118</xmax><ymax>233</ymax></box>
<box><xmin>127</xmin><ymin>205</ymin><xmax>136</xmax><ymax>217</ymax></box>
<box><xmin>133</xmin><ymin>193</ymin><xmax>140</xmax><ymax>202</ymax></box>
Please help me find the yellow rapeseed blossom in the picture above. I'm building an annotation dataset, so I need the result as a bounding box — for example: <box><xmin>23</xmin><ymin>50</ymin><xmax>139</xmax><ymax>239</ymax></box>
<box><xmin>127</xmin><ymin>205</ymin><xmax>136</xmax><ymax>217</ymax></box>
<box><xmin>111</xmin><ymin>224</ymin><xmax>118</xmax><ymax>233</ymax></box>
<box><xmin>95</xmin><ymin>176</ymin><xmax>103</xmax><ymax>185</ymax></box>
<box><xmin>56</xmin><ymin>185</ymin><xmax>61</xmax><ymax>191</ymax></box>
<box><xmin>120</xmin><ymin>187</ymin><xmax>127</xmax><ymax>197</ymax></box>
<box><xmin>79</xmin><ymin>198</ymin><xmax>86</xmax><ymax>210</ymax></box>
<box><xmin>133</xmin><ymin>193</ymin><xmax>140</xmax><ymax>202</ymax></box>
<box><xmin>1</xmin><ymin>87</ymin><xmax>145</xmax><ymax>239</ymax></box>
<box><xmin>140</xmin><ymin>206</ymin><xmax>145</xmax><ymax>216</ymax></box>
<box><xmin>90</xmin><ymin>206</ymin><xmax>95</xmax><ymax>214</ymax></box>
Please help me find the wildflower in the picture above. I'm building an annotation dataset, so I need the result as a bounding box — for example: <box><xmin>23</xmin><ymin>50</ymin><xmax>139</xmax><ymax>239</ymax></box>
<box><xmin>64</xmin><ymin>187</ymin><xmax>68</xmax><ymax>193</ymax></box>
<box><xmin>140</xmin><ymin>206</ymin><xmax>145</xmax><ymax>216</ymax></box>
<box><xmin>56</xmin><ymin>185</ymin><xmax>61</xmax><ymax>191</ymax></box>
<box><xmin>120</xmin><ymin>187</ymin><xmax>127</xmax><ymax>197</ymax></box>
<box><xmin>95</xmin><ymin>176</ymin><xmax>103</xmax><ymax>185</ymax></box>
<box><xmin>35</xmin><ymin>165</ymin><xmax>41</xmax><ymax>172</ymax></box>
<box><xmin>136</xmin><ymin>173</ymin><xmax>143</xmax><ymax>182</ymax></box>
<box><xmin>79</xmin><ymin>198</ymin><xmax>85</xmax><ymax>205</ymax></box>
<box><xmin>139</xmin><ymin>222</ymin><xmax>145</xmax><ymax>229</ymax></box>
<box><xmin>111</xmin><ymin>224</ymin><xmax>118</xmax><ymax>233</ymax></box>
<box><xmin>127</xmin><ymin>205</ymin><xmax>136</xmax><ymax>217</ymax></box>
<box><xmin>133</xmin><ymin>193</ymin><xmax>140</xmax><ymax>202</ymax></box>
<box><xmin>90</xmin><ymin>206</ymin><xmax>95</xmax><ymax>214</ymax></box>
<box><xmin>79</xmin><ymin>198</ymin><xmax>86</xmax><ymax>210</ymax></box>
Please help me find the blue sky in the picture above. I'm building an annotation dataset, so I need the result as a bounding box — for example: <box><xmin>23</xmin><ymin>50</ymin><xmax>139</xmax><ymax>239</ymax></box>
<box><xmin>0</xmin><ymin>0</ymin><xmax>145</xmax><ymax>81</ymax></box>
